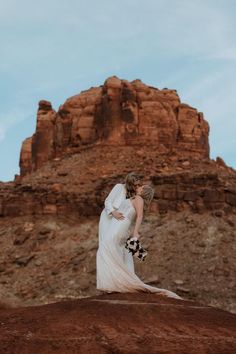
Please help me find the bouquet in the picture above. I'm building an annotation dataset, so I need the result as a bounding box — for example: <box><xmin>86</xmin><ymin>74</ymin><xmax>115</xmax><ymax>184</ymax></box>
<box><xmin>125</xmin><ymin>237</ymin><xmax>148</xmax><ymax>261</ymax></box>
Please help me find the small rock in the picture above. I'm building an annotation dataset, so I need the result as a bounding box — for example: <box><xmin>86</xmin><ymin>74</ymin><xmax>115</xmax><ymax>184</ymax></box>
<box><xmin>57</xmin><ymin>171</ymin><xmax>68</xmax><ymax>177</ymax></box>
<box><xmin>37</xmin><ymin>233</ymin><xmax>49</xmax><ymax>240</ymax></box>
<box><xmin>213</xmin><ymin>210</ymin><xmax>224</xmax><ymax>217</ymax></box>
<box><xmin>13</xmin><ymin>254</ymin><xmax>35</xmax><ymax>266</ymax></box>
<box><xmin>34</xmin><ymin>260</ymin><xmax>42</xmax><ymax>266</ymax></box>
<box><xmin>51</xmin><ymin>183</ymin><xmax>62</xmax><ymax>192</ymax></box>
<box><xmin>182</xmin><ymin>161</ymin><xmax>190</xmax><ymax>167</ymax></box>
<box><xmin>13</xmin><ymin>234</ymin><xmax>30</xmax><ymax>245</ymax></box>
<box><xmin>174</xmin><ymin>279</ymin><xmax>184</xmax><ymax>285</ymax></box>
<box><xmin>39</xmin><ymin>226</ymin><xmax>51</xmax><ymax>235</ymax></box>
<box><xmin>185</xmin><ymin>216</ymin><xmax>194</xmax><ymax>224</ymax></box>
<box><xmin>23</xmin><ymin>222</ymin><xmax>34</xmax><ymax>232</ymax></box>
<box><xmin>68</xmin><ymin>280</ymin><xmax>75</xmax><ymax>285</ymax></box>
<box><xmin>43</xmin><ymin>204</ymin><xmax>57</xmax><ymax>215</ymax></box>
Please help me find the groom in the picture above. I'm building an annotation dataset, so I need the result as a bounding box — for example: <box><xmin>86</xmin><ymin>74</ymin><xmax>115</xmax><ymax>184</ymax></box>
<box><xmin>98</xmin><ymin>172</ymin><xmax>142</xmax><ymax>242</ymax></box>
<box><xmin>104</xmin><ymin>172</ymin><xmax>142</xmax><ymax>221</ymax></box>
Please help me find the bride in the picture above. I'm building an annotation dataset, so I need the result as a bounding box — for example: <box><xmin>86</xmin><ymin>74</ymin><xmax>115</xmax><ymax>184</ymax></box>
<box><xmin>96</xmin><ymin>178</ymin><xmax>183</xmax><ymax>300</ymax></box>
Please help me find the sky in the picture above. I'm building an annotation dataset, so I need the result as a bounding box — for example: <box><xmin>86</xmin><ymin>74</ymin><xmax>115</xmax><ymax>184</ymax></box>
<box><xmin>0</xmin><ymin>0</ymin><xmax>236</xmax><ymax>181</ymax></box>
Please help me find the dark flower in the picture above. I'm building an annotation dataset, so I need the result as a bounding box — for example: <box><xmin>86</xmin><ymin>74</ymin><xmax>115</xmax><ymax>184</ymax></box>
<box><xmin>125</xmin><ymin>237</ymin><xmax>148</xmax><ymax>261</ymax></box>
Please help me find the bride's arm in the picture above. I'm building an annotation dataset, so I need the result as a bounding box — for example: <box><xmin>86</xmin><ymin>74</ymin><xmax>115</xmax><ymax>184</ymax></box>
<box><xmin>132</xmin><ymin>196</ymin><xmax>144</xmax><ymax>239</ymax></box>
<box><xmin>104</xmin><ymin>183</ymin><xmax>123</xmax><ymax>216</ymax></box>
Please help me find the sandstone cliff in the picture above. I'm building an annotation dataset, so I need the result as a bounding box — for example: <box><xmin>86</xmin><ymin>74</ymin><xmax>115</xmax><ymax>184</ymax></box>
<box><xmin>19</xmin><ymin>76</ymin><xmax>209</xmax><ymax>176</ymax></box>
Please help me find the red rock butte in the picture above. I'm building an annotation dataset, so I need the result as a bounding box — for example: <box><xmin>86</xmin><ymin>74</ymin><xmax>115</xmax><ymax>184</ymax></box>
<box><xmin>19</xmin><ymin>76</ymin><xmax>209</xmax><ymax>176</ymax></box>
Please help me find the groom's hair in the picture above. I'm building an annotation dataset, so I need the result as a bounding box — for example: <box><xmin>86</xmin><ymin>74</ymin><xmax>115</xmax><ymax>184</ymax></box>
<box><xmin>125</xmin><ymin>172</ymin><xmax>142</xmax><ymax>198</ymax></box>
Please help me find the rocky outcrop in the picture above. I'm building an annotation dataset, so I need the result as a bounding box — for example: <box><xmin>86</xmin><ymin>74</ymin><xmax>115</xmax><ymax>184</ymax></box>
<box><xmin>19</xmin><ymin>137</ymin><xmax>33</xmax><ymax>176</ymax></box>
<box><xmin>3</xmin><ymin>145</ymin><xmax>236</xmax><ymax>218</ymax></box>
<box><xmin>1</xmin><ymin>145</ymin><xmax>236</xmax><ymax>218</ymax></box>
<box><xmin>0</xmin><ymin>293</ymin><xmax>235</xmax><ymax>354</ymax></box>
<box><xmin>19</xmin><ymin>76</ymin><xmax>209</xmax><ymax>176</ymax></box>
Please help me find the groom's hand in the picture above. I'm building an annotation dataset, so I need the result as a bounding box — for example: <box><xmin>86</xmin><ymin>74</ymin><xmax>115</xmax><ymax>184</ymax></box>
<box><xmin>111</xmin><ymin>211</ymin><xmax>125</xmax><ymax>220</ymax></box>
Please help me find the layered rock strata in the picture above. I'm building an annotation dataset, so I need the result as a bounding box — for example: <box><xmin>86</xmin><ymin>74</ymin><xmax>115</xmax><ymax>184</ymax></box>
<box><xmin>19</xmin><ymin>76</ymin><xmax>209</xmax><ymax>176</ymax></box>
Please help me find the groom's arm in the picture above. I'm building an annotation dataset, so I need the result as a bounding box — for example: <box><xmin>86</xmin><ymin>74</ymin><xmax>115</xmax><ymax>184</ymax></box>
<box><xmin>104</xmin><ymin>183</ymin><xmax>123</xmax><ymax>216</ymax></box>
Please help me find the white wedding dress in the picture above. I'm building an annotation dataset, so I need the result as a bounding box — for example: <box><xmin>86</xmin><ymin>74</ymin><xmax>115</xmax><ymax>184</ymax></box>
<box><xmin>96</xmin><ymin>197</ymin><xmax>183</xmax><ymax>300</ymax></box>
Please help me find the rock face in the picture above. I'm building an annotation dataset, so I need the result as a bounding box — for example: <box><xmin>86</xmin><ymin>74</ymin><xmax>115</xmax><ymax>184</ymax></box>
<box><xmin>20</xmin><ymin>100</ymin><xmax>57</xmax><ymax>174</ymax></box>
<box><xmin>19</xmin><ymin>76</ymin><xmax>209</xmax><ymax>176</ymax></box>
<box><xmin>0</xmin><ymin>211</ymin><xmax>235</xmax><ymax>314</ymax></box>
<box><xmin>2</xmin><ymin>148</ymin><xmax>236</xmax><ymax>218</ymax></box>
<box><xmin>0</xmin><ymin>293</ymin><xmax>236</xmax><ymax>354</ymax></box>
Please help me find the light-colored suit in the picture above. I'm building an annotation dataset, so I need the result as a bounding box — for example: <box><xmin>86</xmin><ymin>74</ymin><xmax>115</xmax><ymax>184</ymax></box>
<box><xmin>99</xmin><ymin>183</ymin><xmax>126</xmax><ymax>239</ymax></box>
<box><xmin>104</xmin><ymin>183</ymin><xmax>126</xmax><ymax>217</ymax></box>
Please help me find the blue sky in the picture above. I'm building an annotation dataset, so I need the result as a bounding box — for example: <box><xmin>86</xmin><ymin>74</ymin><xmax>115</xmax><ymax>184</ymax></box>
<box><xmin>0</xmin><ymin>0</ymin><xmax>236</xmax><ymax>181</ymax></box>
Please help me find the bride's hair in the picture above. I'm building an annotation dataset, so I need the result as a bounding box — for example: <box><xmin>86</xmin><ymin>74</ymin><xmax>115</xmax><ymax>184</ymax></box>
<box><xmin>140</xmin><ymin>185</ymin><xmax>154</xmax><ymax>211</ymax></box>
<box><xmin>125</xmin><ymin>172</ymin><xmax>142</xmax><ymax>198</ymax></box>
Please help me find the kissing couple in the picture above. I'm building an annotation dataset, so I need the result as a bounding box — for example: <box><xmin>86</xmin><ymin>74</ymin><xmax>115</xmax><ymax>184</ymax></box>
<box><xmin>96</xmin><ymin>172</ymin><xmax>183</xmax><ymax>300</ymax></box>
